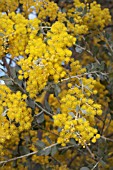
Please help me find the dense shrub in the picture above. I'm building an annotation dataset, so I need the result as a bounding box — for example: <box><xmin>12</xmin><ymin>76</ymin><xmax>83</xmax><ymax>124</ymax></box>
<box><xmin>0</xmin><ymin>0</ymin><xmax>113</xmax><ymax>169</ymax></box>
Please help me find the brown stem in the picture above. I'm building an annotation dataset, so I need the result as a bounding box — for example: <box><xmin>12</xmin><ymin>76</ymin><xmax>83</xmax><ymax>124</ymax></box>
<box><xmin>2</xmin><ymin>57</ymin><xmax>11</xmax><ymax>77</ymax></box>
<box><xmin>67</xmin><ymin>153</ymin><xmax>78</xmax><ymax>167</ymax></box>
<box><xmin>106</xmin><ymin>132</ymin><xmax>113</xmax><ymax>138</ymax></box>
<box><xmin>85</xmin><ymin>143</ymin><xmax>96</xmax><ymax>160</ymax></box>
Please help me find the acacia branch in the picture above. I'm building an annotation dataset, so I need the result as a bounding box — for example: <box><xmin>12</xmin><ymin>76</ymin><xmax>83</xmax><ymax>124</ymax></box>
<box><xmin>106</xmin><ymin>132</ymin><xmax>113</xmax><ymax>138</ymax></box>
<box><xmin>60</xmin><ymin>71</ymin><xmax>108</xmax><ymax>82</ymax></box>
<box><xmin>84</xmin><ymin>143</ymin><xmax>96</xmax><ymax>160</ymax></box>
<box><xmin>101</xmin><ymin>136</ymin><xmax>113</xmax><ymax>142</ymax></box>
<box><xmin>91</xmin><ymin>157</ymin><xmax>103</xmax><ymax>170</ymax></box>
<box><xmin>35</xmin><ymin>101</ymin><xmax>53</xmax><ymax>117</ymax></box>
<box><xmin>67</xmin><ymin>153</ymin><xmax>78</xmax><ymax>167</ymax></box>
<box><xmin>0</xmin><ymin>143</ymin><xmax>57</xmax><ymax>165</ymax></box>
<box><xmin>75</xmin><ymin>44</ymin><xmax>93</xmax><ymax>56</ymax></box>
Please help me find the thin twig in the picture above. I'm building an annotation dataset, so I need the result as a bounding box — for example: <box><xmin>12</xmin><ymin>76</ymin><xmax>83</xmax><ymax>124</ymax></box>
<box><xmin>101</xmin><ymin>136</ymin><xmax>113</xmax><ymax>142</ymax></box>
<box><xmin>84</xmin><ymin>143</ymin><xmax>95</xmax><ymax>160</ymax></box>
<box><xmin>75</xmin><ymin>44</ymin><xmax>93</xmax><ymax>56</ymax></box>
<box><xmin>91</xmin><ymin>157</ymin><xmax>103</xmax><ymax>170</ymax></box>
<box><xmin>35</xmin><ymin>102</ymin><xmax>53</xmax><ymax>117</ymax></box>
<box><xmin>51</xmin><ymin>156</ymin><xmax>61</xmax><ymax>166</ymax></box>
<box><xmin>0</xmin><ymin>143</ymin><xmax>57</xmax><ymax>165</ymax></box>
<box><xmin>36</xmin><ymin>124</ymin><xmax>59</xmax><ymax>137</ymax></box>
<box><xmin>34</xmin><ymin>110</ymin><xmax>43</xmax><ymax>117</ymax></box>
<box><xmin>106</xmin><ymin>132</ymin><xmax>113</xmax><ymax>138</ymax></box>
<box><xmin>60</xmin><ymin>71</ymin><xmax>108</xmax><ymax>83</ymax></box>
<box><xmin>67</xmin><ymin>153</ymin><xmax>78</xmax><ymax>167</ymax></box>
<box><xmin>59</xmin><ymin>144</ymin><xmax>76</xmax><ymax>151</ymax></box>
<box><xmin>101</xmin><ymin>110</ymin><xmax>108</xmax><ymax>135</ymax></box>
<box><xmin>11</xmin><ymin>78</ymin><xmax>26</xmax><ymax>93</ymax></box>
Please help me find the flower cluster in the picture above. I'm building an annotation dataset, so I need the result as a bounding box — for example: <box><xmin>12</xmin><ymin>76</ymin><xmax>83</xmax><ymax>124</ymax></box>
<box><xmin>0</xmin><ymin>12</ymin><xmax>41</xmax><ymax>58</ymax></box>
<box><xmin>0</xmin><ymin>85</ymin><xmax>32</xmax><ymax>157</ymax></box>
<box><xmin>35</xmin><ymin>0</ymin><xmax>59</xmax><ymax>21</ymax></box>
<box><xmin>0</xmin><ymin>0</ymin><xmax>18</xmax><ymax>13</ymax></box>
<box><xmin>51</xmin><ymin>60</ymin><xmax>104</xmax><ymax>147</ymax></box>
<box><xmin>53</xmin><ymin>86</ymin><xmax>101</xmax><ymax>146</ymax></box>
<box><xmin>64</xmin><ymin>0</ymin><xmax>111</xmax><ymax>35</ymax></box>
<box><xmin>18</xmin><ymin>22</ymin><xmax>76</xmax><ymax>98</ymax></box>
<box><xmin>81</xmin><ymin>2</ymin><xmax>110</xmax><ymax>31</ymax></box>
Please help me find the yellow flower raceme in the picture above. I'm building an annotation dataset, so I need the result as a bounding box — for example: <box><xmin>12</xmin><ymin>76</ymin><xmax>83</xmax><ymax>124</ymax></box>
<box><xmin>53</xmin><ymin>61</ymin><xmax>103</xmax><ymax>146</ymax></box>
<box><xmin>0</xmin><ymin>85</ymin><xmax>32</xmax><ymax>158</ymax></box>
<box><xmin>0</xmin><ymin>12</ymin><xmax>41</xmax><ymax>58</ymax></box>
<box><xmin>0</xmin><ymin>0</ymin><xmax>18</xmax><ymax>13</ymax></box>
<box><xmin>18</xmin><ymin>22</ymin><xmax>76</xmax><ymax>98</ymax></box>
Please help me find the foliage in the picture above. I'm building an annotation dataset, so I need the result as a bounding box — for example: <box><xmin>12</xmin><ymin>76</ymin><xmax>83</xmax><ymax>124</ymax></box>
<box><xmin>0</xmin><ymin>0</ymin><xmax>113</xmax><ymax>169</ymax></box>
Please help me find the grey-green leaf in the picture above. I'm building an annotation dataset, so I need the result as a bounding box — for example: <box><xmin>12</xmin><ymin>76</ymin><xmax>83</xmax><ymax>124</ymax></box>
<box><xmin>45</xmin><ymin>99</ymin><xmax>52</xmax><ymax>112</ymax></box>
<box><xmin>80</xmin><ymin>167</ymin><xmax>90</xmax><ymax>170</ymax></box>
<box><xmin>70</xmin><ymin>138</ymin><xmax>77</xmax><ymax>145</ymax></box>
<box><xmin>76</xmin><ymin>7</ymin><xmax>83</xmax><ymax>12</ymax></box>
<box><xmin>36</xmin><ymin>112</ymin><xmax>44</xmax><ymax>124</ymax></box>
<box><xmin>36</xmin><ymin>140</ymin><xmax>45</xmax><ymax>148</ymax></box>
<box><xmin>27</xmin><ymin>98</ymin><xmax>35</xmax><ymax>109</ymax></box>
<box><xmin>19</xmin><ymin>146</ymin><xmax>30</xmax><ymax>155</ymax></box>
<box><xmin>51</xmin><ymin>145</ymin><xmax>58</xmax><ymax>156</ymax></box>
<box><xmin>100</xmin><ymin>160</ymin><xmax>106</xmax><ymax>167</ymax></box>
<box><xmin>76</xmin><ymin>105</ymin><xmax>80</xmax><ymax>112</ymax></box>
<box><xmin>69</xmin><ymin>112</ymin><xmax>75</xmax><ymax>118</ymax></box>
<box><xmin>45</xmin><ymin>136</ymin><xmax>52</xmax><ymax>144</ymax></box>
<box><xmin>0</xmin><ymin>32</ymin><xmax>5</xmax><ymax>37</ymax></box>
<box><xmin>0</xmin><ymin>75</ymin><xmax>9</xmax><ymax>81</ymax></box>
<box><xmin>41</xmin><ymin>147</ymin><xmax>51</xmax><ymax>156</ymax></box>
<box><xmin>54</xmin><ymin>84</ymin><xmax>61</xmax><ymax>97</ymax></box>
